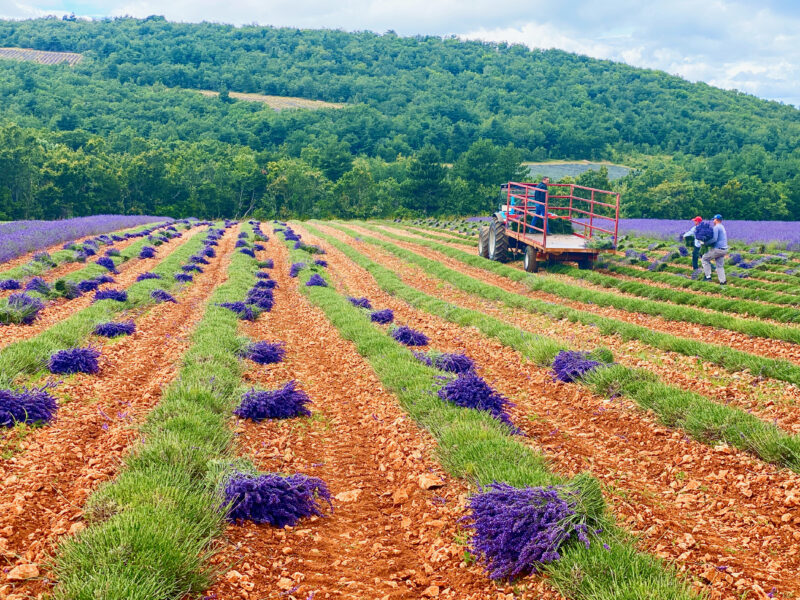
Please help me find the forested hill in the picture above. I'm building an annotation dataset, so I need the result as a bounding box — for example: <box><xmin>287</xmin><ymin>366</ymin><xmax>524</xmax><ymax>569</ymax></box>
<box><xmin>0</xmin><ymin>16</ymin><xmax>799</xmax><ymax>221</ymax></box>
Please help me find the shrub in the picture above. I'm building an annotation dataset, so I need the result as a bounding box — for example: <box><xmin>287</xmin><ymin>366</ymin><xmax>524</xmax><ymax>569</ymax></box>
<box><xmin>24</xmin><ymin>276</ymin><xmax>51</xmax><ymax>295</ymax></box>
<box><xmin>49</xmin><ymin>347</ymin><xmax>101</xmax><ymax>374</ymax></box>
<box><xmin>94</xmin><ymin>289</ymin><xmax>128</xmax><ymax>302</ymax></box>
<box><xmin>465</xmin><ymin>482</ymin><xmax>593</xmax><ymax>580</ymax></box>
<box><xmin>438</xmin><ymin>373</ymin><xmax>514</xmax><ymax>427</ymax></box>
<box><xmin>222</xmin><ymin>471</ymin><xmax>331</xmax><ymax>526</ymax></box>
<box><xmin>234</xmin><ymin>381</ymin><xmax>312</xmax><ymax>421</ymax></box>
<box><xmin>289</xmin><ymin>262</ymin><xmax>306</xmax><ymax>277</ymax></box>
<box><xmin>218</xmin><ymin>302</ymin><xmax>257</xmax><ymax>321</ymax></box>
<box><xmin>139</xmin><ymin>246</ymin><xmax>156</xmax><ymax>259</ymax></box>
<box><xmin>94</xmin><ymin>321</ymin><xmax>136</xmax><ymax>337</ymax></box>
<box><xmin>135</xmin><ymin>272</ymin><xmax>161</xmax><ymax>282</ymax></box>
<box><xmin>391</xmin><ymin>325</ymin><xmax>429</xmax><ymax>346</ymax></box>
<box><xmin>95</xmin><ymin>257</ymin><xmax>117</xmax><ymax>272</ymax></box>
<box><xmin>348</xmin><ymin>297</ymin><xmax>373</xmax><ymax>309</ymax></box>
<box><xmin>242</xmin><ymin>341</ymin><xmax>285</xmax><ymax>364</ymax></box>
<box><xmin>0</xmin><ymin>293</ymin><xmax>45</xmax><ymax>325</ymax></box>
<box><xmin>370</xmin><ymin>309</ymin><xmax>394</xmax><ymax>324</ymax></box>
<box><xmin>305</xmin><ymin>274</ymin><xmax>327</xmax><ymax>287</ymax></box>
<box><xmin>552</xmin><ymin>350</ymin><xmax>603</xmax><ymax>383</ymax></box>
<box><xmin>0</xmin><ymin>279</ymin><xmax>21</xmax><ymax>291</ymax></box>
<box><xmin>0</xmin><ymin>387</ymin><xmax>58</xmax><ymax>427</ymax></box>
<box><xmin>174</xmin><ymin>273</ymin><xmax>193</xmax><ymax>283</ymax></box>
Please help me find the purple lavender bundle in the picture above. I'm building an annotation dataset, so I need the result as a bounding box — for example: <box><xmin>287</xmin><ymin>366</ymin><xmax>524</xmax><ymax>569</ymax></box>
<box><xmin>253</xmin><ymin>244</ymin><xmax>265</xmax><ymax>251</ymax></box>
<box><xmin>437</xmin><ymin>373</ymin><xmax>514</xmax><ymax>427</ymax></box>
<box><xmin>174</xmin><ymin>273</ymin><xmax>193</xmax><ymax>283</ymax></box>
<box><xmin>551</xmin><ymin>351</ymin><xmax>602</xmax><ymax>383</ymax></box>
<box><xmin>305</xmin><ymin>274</ymin><xmax>327</xmax><ymax>287</ymax></box>
<box><xmin>314</xmin><ymin>259</ymin><xmax>328</xmax><ymax>267</ymax></box>
<box><xmin>0</xmin><ymin>387</ymin><xmax>58</xmax><ymax>427</ymax></box>
<box><xmin>235</xmin><ymin>240</ymin><xmax>248</xmax><ymax>248</ymax></box>
<box><xmin>465</xmin><ymin>483</ymin><xmax>590</xmax><ymax>580</ymax></box>
<box><xmin>181</xmin><ymin>264</ymin><xmax>203</xmax><ymax>273</ymax></box>
<box><xmin>694</xmin><ymin>220</ymin><xmax>714</xmax><ymax>243</ymax></box>
<box><xmin>49</xmin><ymin>347</ymin><xmax>101</xmax><ymax>375</ymax></box>
<box><xmin>136</xmin><ymin>272</ymin><xmax>161</xmax><ymax>282</ymax></box>
<box><xmin>0</xmin><ymin>279</ymin><xmax>22</xmax><ymax>291</ymax></box>
<box><xmin>261</xmin><ymin>259</ymin><xmax>274</xmax><ymax>269</ymax></box>
<box><xmin>416</xmin><ymin>351</ymin><xmax>475</xmax><ymax>374</ymax></box>
<box><xmin>94</xmin><ymin>321</ymin><xmax>136</xmax><ymax>337</ymax></box>
<box><xmin>94</xmin><ymin>289</ymin><xmax>128</xmax><ymax>302</ymax></box>
<box><xmin>254</xmin><ymin>271</ymin><xmax>272</xmax><ymax>279</ymax></box>
<box><xmin>253</xmin><ymin>279</ymin><xmax>277</xmax><ymax>290</ymax></box>
<box><xmin>189</xmin><ymin>255</ymin><xmax>210</xmax><ymax>265</ymax></box>
<box><xmin>151</xmin><ymin>289</ymin><xmax>177</xmax><ymax>304</ymax></box>
<box><xmin>241</xmin><ymin>341</ymin><xmax>286</xmax><ymax>364</ymax></box>
<box><xmin>0</xmin><ymin>293</ymin><xmax>45</xmax><ymax>325</ymax></box>
<box><xmin>239</xmin><ymin>248</ymin><xmax>256</xmax><ymax>258</ymax></box>
<box><xmin>202</xmin><ymin>246</ymin><xmax>216</xmax><ymax>258</ymax></box>
<box><xmin>78</xmin><ymin>279</ymin><xmax>101</xmax><ymax>292</ymax></box>
<box><xmin>24</xmin><ymin>277</ymin><xmax>51</xmax><ymax>295</ymax></box>
<box><xmin>246</xmin><ymin>288</ymin><xmax>274</xmax><ymax>311</ymax></box>
<box><xmin>370</xmin><ymin>309</ymin><xmax>394</xmax><ymax>324</ymax></box>
<box><xmin>95</xmin><ymin>256</ymin><xmax>117</xmax><ymax>272</ymax></box>
<box><xmin>289</xmin><ymin>262</ymin><xmax>306</xmax><ymax>277</ymax></box>
<box><xmin>348</xmin><ymin>297</ymin><xmax>373</xmax><ymax>309</ymax></box>
<box><xmin>234</xmin><ymin>381</ymin><xmax>312</xmax><ymax>421</ymax></box>
<box><xmin>391</xmin><ymin>325</ymin><xmax>429</xmax><ymax>346</ymax></box>
<box><xmin>139</xmin><ymin>246</ymin><xmax>157</xmax><ymax>259</ymax></box>
<box><xmin>678</xmin><ymin>246</ymin><xmax>688</xmax><ymax>257</ymax></box>
<box><xmin>218</xmin><ymin>302</ymin><xmax>257</xmax><ymax>321</ymax></box>
<box><xmin>222</xmin><ymin>471</ymin><xmax>331</xmax><ymax>526</ymax></box>
<box><xmin>95</xmin><ymin>274</ymin><xmax>115</xmax><ymax>285</ymax></box>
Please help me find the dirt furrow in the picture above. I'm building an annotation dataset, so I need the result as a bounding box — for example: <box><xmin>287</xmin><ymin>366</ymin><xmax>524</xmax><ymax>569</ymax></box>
<box><xmin>0</xmin><ymin>226</ymin><xmax>238</xmax><ymax>596</ymax></box>
<box><xmin>0</xmin><ymin>226</ymin><xmax>204</xmax><ymax>352</ymax></box>
<box><xmin>205</xmin><ymin>234</ymin><xmax>559</xmax><ymax>600</ymax></box>
<box><xmin>301</xmin><ymin>222</ymin><xmax>800</xmax><ymax>600</ymax></box>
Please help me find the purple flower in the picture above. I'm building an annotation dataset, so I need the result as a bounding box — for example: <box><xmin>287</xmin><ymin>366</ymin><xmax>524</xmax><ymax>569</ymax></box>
<box><xmin>0</xmin><ymin>293</ymin><xmax>45</xmax><ymax>325</ymax></box>
<box><xmin>370</xmin><ymin>309</ymin><xmax>394</xmax><ymax>324</ymax></box>
<box><xmin>348</xmin><ymin>297</ymin><xmax>373</xmax><ymax>309</ymax></box>
<box><xmin>261</xmin><ymin>259</ymin><xmax>274</xmax><ymax>269</ymax></box>
<box><xmin>94</xmin><ymin>321</ymin><xmax>136</xmax><ymax>337</ymax></box>
<box><xmin>203</xmin><ymin>246</ymin><xmax>216</xmax><ymax>258</ymax></box>
<box><xmin>24</xmin><ymin>276</ymin><xmax>51</xmax><ymax>295</ymax></box>
<box><xmin>0</xmin><ymin>386</ymin><xmax>58</xmax><ymax>427</ymax></box>
<box><xmin>438</xmin><ymin>373</ymin><xmax>515</xmax><ymax>427</ymax></box>
<box><xmin>174</xmin><ymin>273</ymin><xmax>193</xmax><ymax>283</ymax></box>
<box><xmin>0</xmin><ymin>279</ymin><xmax>22</xmax><ymax>291</ymax></box>
<box><xmin>416</xmin><ymin>351</ymin><xmax>475</xmax><ymax>374</ymax></box>
<box><xmin>77</xmin><ymin>279</ymin><xmax>100</xmax><ymax>292</ymax></box>
<box><xmin>255</xmin><ymin>271</ymin><xmax>272</xmax><ymax>279</ymax></box>
<box><xmin>181</xmin><ymin>264</ymin><xmax>203</xmax><ymax>273</ymax></box>
<box><xmin>289</xmin><ymin>262</ymin><xmax>306</xmax><ymax>277</ymax></box>
<box><xmin>139</xmin><ymin>246</ymin><xmax>157</xmax><ymax>259</ymax></box>
<box><xmin>222</xmin><ymin>471</ymin><xmax>332</xmax><ymax>526</ymax></box>
<box><xmin>391</xmin><ymin>325</ymin><xmax>429</xmax><ymax>346</ymax></box>
<box><xmin>95</xmin><ymin>274</ymin><xmax>115</xmax><ymax>285</ymax></box>
<box><xmin>151</xmin><ymin>289</ymin><xmax>177</xmax><ymax>304</ymax></box>
<box><xmin>218</xmin><ymin>302</ymin><xmax>257</xmax><ymax>321</ymax></box>
<box><xmin>246</xmin><ymin>288</ymin><xmax>274</xmax><ymax>311</ymax></box>
<box><xmin>94</xmin><ymin>289</ymin><xmax>128</xmax><ymax>302</ymax></box>
<box><xmin>235</xmin><ymin>381</ymin><xmax>312</xmax><ymax>421</ymax></box>
<box><xmin>95</xmin><ymin>256</ymin><xmax>117</xmax><ymax>272</ymax></box>
<box><xmin>552</xmin><ymin>351</ymin><xmax>603</xmax><ymax>383</ymax></box>
<box><xmin>242</xmin><ymin>341</ymin><xmax>286</xmax><ymax>364</ymax></box>
<box><xmin>49</xmin><ymin>347</ymin><xmax>101</xmax><ymax>375</ymax></box>
<box><xmin>190</xmin><ymin>255</ymin><xmax>210</xmax><ymax>265</ymax></box>
<box><xmin>239</xmin><ymin>248</ymin><xmax>256</xmax><ymax>258</ymax></box>
<box><xmin>314</xmin><ymin>259</ymin><xmax>328</xmax><ymax>267</ymax></box>
<box><xmin>305</xmin><ymin>274</ymin><xmax>327</xmax><ymax>287</ymax></box>
<box><xmin>136</xmin><ymin>272</ymin><xmax>161</xmax><ymax>282</ymax></box>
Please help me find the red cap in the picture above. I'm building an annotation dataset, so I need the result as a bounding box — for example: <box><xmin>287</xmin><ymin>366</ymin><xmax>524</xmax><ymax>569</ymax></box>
<box><xmin>693</xmin><ymin>216</ymin><xmax>702</xmax><ymax>223</ymax></box>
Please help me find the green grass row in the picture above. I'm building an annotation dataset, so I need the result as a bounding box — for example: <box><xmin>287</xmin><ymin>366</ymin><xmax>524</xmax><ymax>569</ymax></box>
<box><xmin>0</xmin><ymin>222</ymin><xmax>170</xmax><ymax>282</ymax></box>
<box><xmin>0</xmin><ymin>224</ymin><xmax>214</xmax><ymax>387</ymax></box>
<box><xmin>285</xmin><ymin>226</ymin><xmax>696</xmax><ymax>600</ymax></box>
<box><xmin>633</xmin><ymin>251</ymin><xmax>800</xmax><ymax>286</ymax></box>
<box><xmin>322</xmin><ymin>223</ymin><xmax>800</xmax><ymax>472</ymax></box>
<box><xmin>362</xmin><ymin>224</ymin><xmax>800</xmax><ymax>345</ymax></box>
<box><xmin>383</xmin><ymin>221</ymin><xmax>476</xmax><ymax>246</ymax></box>
<box><xmin>53</xmin><ymin>223</ymin><xmax>258</xmax><ymax>600</ymax></box>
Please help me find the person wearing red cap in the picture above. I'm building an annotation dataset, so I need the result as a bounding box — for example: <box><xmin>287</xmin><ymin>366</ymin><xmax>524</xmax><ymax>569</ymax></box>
<box><xmin>682</xmin><ymin>216</ymin><xmax>703</xmax><ymax>270</ymax></box>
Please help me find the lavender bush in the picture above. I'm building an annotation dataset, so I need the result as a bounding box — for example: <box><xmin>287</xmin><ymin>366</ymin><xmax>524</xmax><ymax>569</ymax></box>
<box><xmin>77</xmin><ymin>279</ymin><xmax>101</xmax><ymax>292</ymax></box>
<box><xmin>49</xmin><ymin>347</ymin><xmax>101</xmax><ymax>374</ymax></box>
<box><xmin>222</xmin><ymin>471</ymin><xmax>332</xmax><ymax>526</ymax></box>
<box><xmin>253</xmin><ymin>279</ymin><xmax>277</xmax><ymax>290</ymax></box>
<box><xmin>438</xmin><ymin>373</ymin><xmax>514</xmax><ymax>428</ymax></box>
<box><xmin>53</xmin><ymin>279</ymin><xmax>83</xmax><ymax>300</ymax></box>
<box><xmin>254</xmin><ymin>271</ymin><xmax>272</xmax><ymax>279</ymax></box>
<box><xmin>0</xmin><ymin>386</ymin><xmax>58</xmax><ymax>427</ymax></box>
<box><xmin>181</xmin><ymin>264</ymin><xmax>203</xmax><ymax>273</ymax></box>
<box><xmin>391</xmin><ymin>325</ymin><xmax>429</xmax><ymax>346</ymax></box>
<box><xmin>95</xmin><ymin>274</ymin><xmax>115</xmax><ymax>285</ymax></box>
<box><xmin>240</xmin><ymin>248</ymin><xmax>256</xmax><ymax>258</ymax></box>
<box><xmin>94</xmin><ymin>289</ymin><xmax>128</xmax><ymax>302</ymax></box>
<box><xmin>242</xmin><ymin>341</ymin><xmax>286</xmax><ymax>364</ymax></box>
<box><xmin>234</xmin><ymin>381</ymin><xmax>312</xmax><ymax>421</ymax></box>
<box><xmin>370</xmin><ymin>309</ymin><xmax>394</xmax><ymax>324</ymax></box>
<box><xmin>189</xmin><ymin>255</ymin><xmax>210</xmax><ymax>265</ymax></box>
<box><xmin>246</xmin><ymin>288</ymin><xmax>274</xmax><ymax>311</ymax></box>
<box><xmin>94</xmin><ymin>321</ymin><xmax>136</xmax><ymax>337</ymax></box>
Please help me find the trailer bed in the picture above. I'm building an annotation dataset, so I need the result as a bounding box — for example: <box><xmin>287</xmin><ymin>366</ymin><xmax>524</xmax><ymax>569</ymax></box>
<box><xmin>506</xmin><ymin>230</ymin><xmax>596</xmax><ymax>253</ymax></box>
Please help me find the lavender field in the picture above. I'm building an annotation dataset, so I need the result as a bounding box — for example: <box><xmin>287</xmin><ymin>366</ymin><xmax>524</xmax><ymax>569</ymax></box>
<box><xmin>0</xmin><ymin>215</ymin><xmax>171</xmax><ymax>264</ymax></box>
<box><xmin>616</xmin><ymin>219</ymin><xmax>800</xmax><ymax>247</ymax></box>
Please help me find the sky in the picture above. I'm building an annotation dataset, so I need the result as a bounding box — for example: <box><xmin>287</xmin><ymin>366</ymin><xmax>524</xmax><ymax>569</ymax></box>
<box><xmin>2</xmin><ymin>0</ymin><xmax>799</xmax><ymax>107</ymax></box>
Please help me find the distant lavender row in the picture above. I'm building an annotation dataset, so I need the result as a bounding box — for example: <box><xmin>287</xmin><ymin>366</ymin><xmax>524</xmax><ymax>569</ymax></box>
<box><xmin>0</xmin><ymin>215</ymin><xmax>172</xmax><ymax>265</ymax></box>
<box><xmin>614</xmin><ymin>219</ymin><xmax>800</xmax><ymax>246</ymax></box>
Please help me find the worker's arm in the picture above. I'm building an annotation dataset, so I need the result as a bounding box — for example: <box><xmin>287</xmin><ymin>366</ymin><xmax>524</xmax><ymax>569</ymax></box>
<box><xmin>682</xmin><ymin>226</ymin><xmax>696</xmax><ymax>238</ymax></box>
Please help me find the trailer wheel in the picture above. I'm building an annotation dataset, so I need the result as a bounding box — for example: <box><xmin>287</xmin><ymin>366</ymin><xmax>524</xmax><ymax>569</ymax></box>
<box><xmin>578</xmin><ymin>257</ymin><xmax>594</xmax><ymax>270</ymax></box>
<box><xmin>523</xmin><ymin>246</ymin><xmax>539</xmax><ymax>273</ymax></box>
<box><xmin>478</xmin><ymin>226</ymin><xmax>490</xmax><ymax>258</ymax></box>
<box><xmin>488</xmin><ymin>220</ymin><xmax>508</xmax><ymax>262</ymax></box>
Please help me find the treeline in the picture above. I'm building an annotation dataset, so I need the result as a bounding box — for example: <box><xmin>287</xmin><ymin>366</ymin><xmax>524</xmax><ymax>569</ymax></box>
<box><xmin>0</xmin><ymin>17</ymin><xmax>799</xmax><ymax>220</ymax></box>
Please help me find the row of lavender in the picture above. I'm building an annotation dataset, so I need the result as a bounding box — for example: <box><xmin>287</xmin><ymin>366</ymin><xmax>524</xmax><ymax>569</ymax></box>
<box><xmin>0</xmin><ymin>222</ymin><xmax>230</xmax><ymax>428</ymax></box>
<box><xmin>0</xmin><ymin>214</ymin><xmax>174</xmax><ymax>265</ymax></box>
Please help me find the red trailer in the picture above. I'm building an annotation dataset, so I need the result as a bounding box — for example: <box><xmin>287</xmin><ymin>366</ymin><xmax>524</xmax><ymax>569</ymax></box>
<box><xmin>478</xmin><ymin>181</ymin><xmax>621</xmax><ymax>272</ymax></box>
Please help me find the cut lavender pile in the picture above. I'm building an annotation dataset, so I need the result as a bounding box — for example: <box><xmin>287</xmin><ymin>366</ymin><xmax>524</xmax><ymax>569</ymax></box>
<box><xmin>181</xmin><ymin>264</ymin><xmax>203</xmax><ymax>273</ymax></box>
<box><xmin>253</xmin><ymin>279</ymin><xmax>277</xmax><ymax>290</ymax></box>
<box><xmin>174</xmin><ymin>273</ymin><xmax>193</xmax><ymax>283</ymax></box>
<box><xmin>218</xmin><ymin>302</ymin><xmax>257</xmax><ymax>321</ymax></box>
<box><xmin>95</xmin><ymin>256</ymin><xmax>117</xmax><ymax>272</ymax></box>
<box><xmin>694</xmin><ymin>220</ymin><xmax>714</xmax><ymax>243</ymax></box>
<box><xmin>241</xmin><ymin>341</ymin><xmax>286</xmax><ymax>364</ymax></box>
<box><xmin>261</xmin><ymin>259</ymin><xmax>274</xmax><ymax>269</ymax></box>
<box><xmin>151</xmin><ymin>289</ymin><xmax>177</xmax><ymax>304</ymax></box>
<box><xmin>391</xmin><ymin>325</ymin><xmax>429</xmax><ymax>346</ymax></box>
<box><xmin>222</xmin><ymin>471</ymin><xmax>331</xmax><ymax>526</ymax></box>
<box><xmin>438</xmin><ymin>373</ymin><xmax>515</xmax><ymax>428</ymax></box>
<box><xmin>136</xmin><ymin>272</ymin><xmax>161</xmax><ymax>282</ymax></box>
<box><xmin>255</xmin><ymin>271</ymin><xmax>272</xmax><ymax>279</ymax></box>
<box><xmin>189</xmin><ymin>255</ymin><xmax>210</xmax><ymax>265</ymax></box>
<box><xmin>95</xmin><ymin>274</ymin><xmax>115</xmax><ymax>285</ymax></box>
<box><xmin>678</xmin><ymin>246</ymin><xmax>689</xmax><ymax>257</ymax></box>
<box><xmin>0</xmin><ymin>293</ymin><xmax>45</xmax><ymax>325</ymax></box>
<box><xmin>235</xmin><ymin>381</ymin><xmax>312</xmax><ymax>421</ymax></box>
<box><xmin>53</xmin><ymin>279</ymin><xmax>83</xmax><ymax>300</ymax></box>
<box><xmin>466</xmin><ymin>482</ymin><xmax>594</xmax><ymax>580</ymax></box>
<box><xmin>239</xmin><ymin>248</ymin><xmax>256</xmax><ymax>258</ymax></box>
<box><xmin>94</xmin><ymin>289</ymin><xmax>128</xmax><ymax>302</ymax></box>
<box><xmin>0</xmin><ymin>279</ymin><xmax>22</xmax><ymax>290</ymax></box>
<box><xmin>24</xmin><ymin>276</ymin><xmax>51</xmax><ymax>296</ymax></box>
<box><xmin>415</xmin><ymin>351</ymin><xmax>475</xmax><ymax>374</ymax></box>
<box><xmin>94</xmin><ymin>321</ymin><xmax>136</xmax><ymax>337</ymax></box>
<box><xmin>314</xmin><ymin>259</ymin><xmax>328</xmax><ymax>267</ymax></box>
<box><xmin>0</xmin><ymin>386</ymin><xmax>58</xmax><ymax>427</ymax></box>
<box><xmin>139</xmin><ymin>246</ymin><xmax>157</xmax><ymax>259</ymax></box>
<box><xmin>370</xmin><ymin>309</ymin><xmax>394</xmax><ymax>324</ymax></box>
<box><xmin>552</xmin><ymin>350</ymin><xmax>604</xmax><ymax>383</ymax></box>
<box><xmin>245</xmin><ymin>288</ymin><xmax>274</xmax><ymax>311</ymax></box>
<box><xmin>78</xmin><ymin>279</ymin><xmax>101</xmax><ymax>292</ymax></box>
<box><xmin>289</xmin><ymin>262</ymin><xmax>306</xmax><ymax>277</ymax></box>
<box><xmin>49</xmin><ymin>347</ymin><xmax>101</xmax><ymax>375</ymax></box>
<box><xmin>348</xmin><ymin>297</ymin><xmax>372</xmax><ymax>309</ymax></box>
<box><xmin>305</xmin><ymin>274</ymin><xmax>327</xmax><ymax>287</ymax></box>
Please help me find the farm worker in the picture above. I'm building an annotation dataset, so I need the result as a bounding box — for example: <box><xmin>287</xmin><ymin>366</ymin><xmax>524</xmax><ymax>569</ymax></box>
<box><xmin>682</xmin><ymin>216</ymin><xmax>703</xmax><ymax>270</ymax></box>
<box><xmin>531</xmin><ymin>177</ymin><xmax>550</xmax><ymax>234</ymax></box>
<box><xmin>701</xmin><ymin>214</ymin><xmax>728</xmax><ymax>285</ymax></box>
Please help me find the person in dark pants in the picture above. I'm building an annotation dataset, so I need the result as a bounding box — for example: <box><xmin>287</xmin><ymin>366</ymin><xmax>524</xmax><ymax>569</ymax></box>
<box><xmin>702</xmin><ymin>214</ymin><xmax>729</xmax><ymax>285</ymax></box>
<box><xmin>531</xmin><ymin>177</ymin><xmax>549</xmax><ymax>234</ymax></box>
<box><xmin>682</xmin><ymin>216</ymin><xmax>703</xmax><ymax>270</ymax></box>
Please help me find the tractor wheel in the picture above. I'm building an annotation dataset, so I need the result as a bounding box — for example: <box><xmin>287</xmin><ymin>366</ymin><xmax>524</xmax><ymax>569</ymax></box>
<box><xmin>488</xmin><ymin>220</ymin><xmax>508</xmax><ymax>262</ymax></box>
<box><xmin>578</xmin><ymin>257</ymin><xmax>594</xmax><ymax>270</ymax></box>
<box><xmin>523</xmin><ymin>246</ymin><xmax>539</xmax><ymax>273</ymax></box>
<box><xmin>478</xmin><ymin>226</ymin><xmax>490</xmax><ymax>258</ymax></box>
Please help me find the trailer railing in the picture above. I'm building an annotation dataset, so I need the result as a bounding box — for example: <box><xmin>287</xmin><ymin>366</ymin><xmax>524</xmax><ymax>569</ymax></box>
<box><xmin>505</xmin><ymin>182</ymin><xmax>620</xmax><ymax>249</ymax></box>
